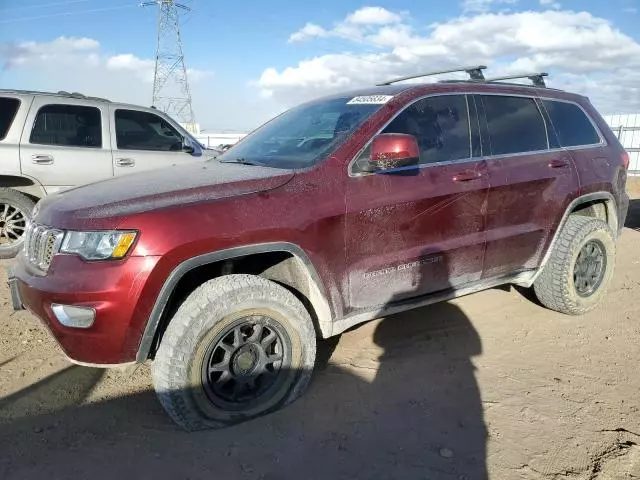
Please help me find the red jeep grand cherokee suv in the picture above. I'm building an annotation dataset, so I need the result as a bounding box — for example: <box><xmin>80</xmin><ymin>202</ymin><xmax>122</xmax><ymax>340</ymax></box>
<box><xmin>9</xmin><ymin>67</ymin><xmax>630</xmax><ymax>430</ymax></box>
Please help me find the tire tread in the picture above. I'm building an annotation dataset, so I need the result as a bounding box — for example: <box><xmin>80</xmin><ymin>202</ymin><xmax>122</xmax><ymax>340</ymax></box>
<box><xmin>534</xmin><ymin>215</ymin><xmax>615</xmax><ymax>315</ymax></box>
<box><xmin>152</xmin><ymin>274</ymin><xmax>316</xmax><ymax>431</ymax></box>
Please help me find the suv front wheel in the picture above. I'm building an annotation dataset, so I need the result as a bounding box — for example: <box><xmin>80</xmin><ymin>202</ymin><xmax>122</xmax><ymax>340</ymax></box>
<box><xmin>534</xmin><ymin>215</ymin><xmax>616</xmax><ymax>315</ymax></box>
<box><xmin>152</xmin><ymin>274</ymin><xmax>317</xmax><ymax>431</ymax></box>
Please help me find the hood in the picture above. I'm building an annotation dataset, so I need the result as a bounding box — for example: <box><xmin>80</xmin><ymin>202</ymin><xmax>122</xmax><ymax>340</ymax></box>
<box><xmin>36</xmin><ymin>161</ymin><xmax>294</xmax><ymax>227</ymax></box>
<box><xmin>201</xmin><ymin>148</ymin><xmax>222</xmax><ymax>160</ymax></box>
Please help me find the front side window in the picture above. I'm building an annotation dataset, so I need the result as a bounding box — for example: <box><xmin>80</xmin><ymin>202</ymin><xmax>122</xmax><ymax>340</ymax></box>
<box><xmin>216</xmin><ymin>96</ymin><xmax>385</xmax><ymax>169</ymax></box>
<box><xmin>353</xmin><ymin>95</ymin><xmax>471</xmax><ymax>173</ymax></box>
<box><xmin>382</xmin><ymin>95</ymin><xmax>471</xmax><ymax>164</ymax></box>
<box><xmin>115</xmin><ymin>109</ymin><xmax>184</xmax><ymax>151</ymax></box>
<box><xmin>542</xmin><ymin>100</ymin><xmax>601</xmax><ymax>147</ymax></box>
<box><xmin>30</xmin><ymin>104</ymin><xmax>102</xmax><ymax>147</ymax></box>
<box><xmin>0</xmin><ymin>98</ymin><xmax>20</xmax><ymax>141</ymax></box>
<box><xmin>480</xmin><ymin>95</ymin><xmax>548</xmax><ymax>155</ymax></box>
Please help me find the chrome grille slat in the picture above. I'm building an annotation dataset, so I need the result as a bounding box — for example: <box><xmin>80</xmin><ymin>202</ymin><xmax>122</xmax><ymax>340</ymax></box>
<box><xmin>37</xmin><ymin>229</ymin><xmax>48</xmax><ymax>269</ymax></box>
<box><xmin>23</xmin><ymin>223</ymin><xmax>63</xmax><ymax>274</ymax></box>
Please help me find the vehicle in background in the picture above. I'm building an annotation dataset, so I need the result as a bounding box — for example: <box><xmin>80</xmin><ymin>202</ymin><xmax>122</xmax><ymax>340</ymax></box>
<box><xmin>9</xmin><ymin>66</ymin><xmax>630</xmax><ymax>430</ymax></box>
<box><xmin>0</xmin><ymin>89</ymin><xmax>221</xmax><ymax>258</ymax></box>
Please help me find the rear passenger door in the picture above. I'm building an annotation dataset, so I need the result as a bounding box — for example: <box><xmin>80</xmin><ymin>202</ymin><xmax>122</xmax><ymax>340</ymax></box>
<box><xmin>109</xmin><ymin>107</ymin><xmax>198</xmax><ymax>176</ymax></box>
<box><xmin>477</xmin><ymin>94</ymin><xmax>580</xmax><ymax>279</ymax></box>
<box><xmin>540</xmin><ymin>99</ymin><xmax>607</xmax><ymax>197</ymax></box>
<box><xmin>20</xmin><ymin>98</ymin><xmax>113</xmax><ymax>193</ymax></box>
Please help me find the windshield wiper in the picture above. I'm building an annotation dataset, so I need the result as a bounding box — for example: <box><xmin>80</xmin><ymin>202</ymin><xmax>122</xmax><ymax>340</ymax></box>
<box><xmin>219</xmin><ymin>157</ymin><xmax>262</xmax><ymax>166</ymax></box>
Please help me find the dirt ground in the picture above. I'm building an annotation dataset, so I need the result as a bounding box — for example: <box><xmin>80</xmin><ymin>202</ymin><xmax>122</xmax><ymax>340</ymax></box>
<box><xmin>1</xmin><ymin>199</ymin><xmax>640</xmax><ymax>479</ymax></box>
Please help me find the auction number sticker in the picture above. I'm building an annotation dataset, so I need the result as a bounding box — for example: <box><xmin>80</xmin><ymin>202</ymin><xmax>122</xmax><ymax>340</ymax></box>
<box><xmin>347</xmin><ymin>95</ymin><xmax>394</xmax><ymax>105</ymax></box>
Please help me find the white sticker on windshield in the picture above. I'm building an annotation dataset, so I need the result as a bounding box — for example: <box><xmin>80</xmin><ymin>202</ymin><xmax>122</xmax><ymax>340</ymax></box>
<box><xmin>347</xmin><ymin>95</ymin><xmax>394</xmax><ymax>105</ymax></box>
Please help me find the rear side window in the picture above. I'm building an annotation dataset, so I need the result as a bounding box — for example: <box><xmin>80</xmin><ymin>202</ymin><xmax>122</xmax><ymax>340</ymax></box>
<box><xmin>380</xmin><ymin>94</ymin><xmax>471</xmax><ymax>164</ymax></box>
<box><xmin>480</xmin><ymin>95</ymin><xmax>548</xmax><ymax>155</ymax></box>
<box><xmin>542</xmin><ymin>100</ymin><xmax>601</xmax><ymax>147</ymax></box>
<box><xmin>30</xmin><ymin>104</ymin><xmax>102</xmax><ymax>147</ymax></box>
<box><xmin>0</xmin><ymin>98</ymin><xmax>20</xmax><ymax>141</ymax></box>
<box><xmin>115</xmin><ymin>109</ymin><xmax>183</xmax><ymax>151</ymax></box>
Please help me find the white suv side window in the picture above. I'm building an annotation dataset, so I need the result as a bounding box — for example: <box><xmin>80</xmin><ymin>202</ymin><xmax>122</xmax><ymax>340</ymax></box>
<box><xmin>115</xmin><ymin>109</ymin><xmax>183</xmax><ymax>151</ymax></box>
<box><xmin>30</xmin><ymin>104</ymin><xmax>102</xmax><ymax>148</ymax></box>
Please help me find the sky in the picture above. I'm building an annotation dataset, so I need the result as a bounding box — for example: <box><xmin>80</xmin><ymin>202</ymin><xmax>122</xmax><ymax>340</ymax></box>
<box><xmin>0</xmin><ymin>0</ymin><xmax>639</xmax><ymax>132</ymax></box>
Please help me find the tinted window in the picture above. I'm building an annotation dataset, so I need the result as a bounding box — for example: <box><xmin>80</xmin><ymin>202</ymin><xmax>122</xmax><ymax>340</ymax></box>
<box><xmin>115</xmin><ymin>110</ymin><xmax>184</xmax><ymax>151</ymax></box>
<box><xmin>542</xmin><ymin>100</ymin><xmax>600</xmax><ymax>147</ymax></box>
<box><xmin>30</xmin><ymin>104</ymin><xmax>102</xmax><ymax>147</ymax></box>
<box><xmin>481</xmin><ymin>95</ymin><xmax>547</xmax><ymax>155</ymax></box>
<box><xmin>380</xmin><ymin>95</ymin><xmax>470</xmax><ymax>165</ymax></box>
<box><xmin>217</xmin><ymin>96</ymin><xmax>383</xmax><ymax>169</ymax></box>
<box><xmin>0</xmin><ymin>98</ymin><xmax>20</xmax><ymax>141</ymax></box>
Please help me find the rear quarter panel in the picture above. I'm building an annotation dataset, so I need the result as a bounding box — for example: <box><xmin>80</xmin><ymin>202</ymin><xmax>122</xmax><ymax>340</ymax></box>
<box><xmin>570</xmin><ymin>99</ymin><xmax>628</xmax><ymax>228</ymax></box>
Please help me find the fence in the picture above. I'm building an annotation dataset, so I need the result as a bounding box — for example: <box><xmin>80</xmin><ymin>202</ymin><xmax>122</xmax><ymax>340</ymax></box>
<box><xmin>193</xmin><ymin>133</ymin><xmax>247</xmax><ymax>149</ymax></box>
<box><xmin>604</xmin><ymin>114</ymin><xmax>640</xmax><ymax>175</ymax></box>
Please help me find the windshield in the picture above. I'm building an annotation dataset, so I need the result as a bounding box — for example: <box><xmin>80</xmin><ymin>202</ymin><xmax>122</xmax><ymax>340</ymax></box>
<box><xmin>217</xmin><ymin>96</ymin><xmax>386</xmax><ymax>168</ymax></box>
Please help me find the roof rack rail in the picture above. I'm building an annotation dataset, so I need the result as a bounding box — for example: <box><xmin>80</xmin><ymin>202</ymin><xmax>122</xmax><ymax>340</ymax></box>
<box><xmin>485</xmin><ymin>72</ymin><xmax>548</xmax><ymax>88</ymax></box>
<box><xmin>376</xmin><ymin>65</ymin><xmax>487</xmax><ymax>86</ymax></box>
<box><xmin>57</xmin><ymin>90</ymin><xmax>111</xmax><ymax>102</ymax></box>
<box><xmin>0</xmin><ymin>88</ymin><xmax>111</xmax><ymax>101</ymax></box>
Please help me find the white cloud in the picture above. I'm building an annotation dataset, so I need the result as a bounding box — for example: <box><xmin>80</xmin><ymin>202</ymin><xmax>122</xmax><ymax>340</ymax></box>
<box><xmin>288</xmin><ymin>6</ymin><xmax>401</xmax><ymax>43</ymax></box>
<box><xmin>462</xmin><ymin>0</ymin><xmax>519</xmax><ymax>13</ymax></box>
<box><xmin>288</xmin><ymin>23</ymin><xmax>328</xmax><ymax>43</ymax></box>
<box><xmin>104</xmin><ymin>53</ymin><xmax>211</xmax><ymax>83</ymax></box>
<box><xmin>1</xmin><ymin>36</ymin><xmax>211</xmax><ymax>83</ymax></box>
<box><xmin>1</xmin><ymin>36</ymin><xmax>100</xmax><ymax>69</ymax></box>
<box><xmin>345</xmin><ymin>6</ymin><xmax>401</xmax><ymax>25</ymax></box>
<box><xmin>256</xmin><ymin>8</ymin><xmax>640</xmax><ymax>114</ymax></box>
<box><xmin>539</xmin><ymin>0</ymin><xmax>561</xmax><ymax>9</ymax></box>
<box><xmin>2</xmin><ymin>38</ymin><xmax>212</xmax><ymax>87</ymax></box>
<box><xmin>106</xmin><ymin>53</ymin><xmax>153</xmax><ymax>71</ymax></box>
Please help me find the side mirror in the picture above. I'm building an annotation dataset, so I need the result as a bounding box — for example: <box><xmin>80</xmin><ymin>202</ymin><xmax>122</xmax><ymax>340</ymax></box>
<box><xmin>365</xmin><ymin>133</ymin><xmax>420</xmax><ymax>172</ymax></box>
<box><xmin>182</xmin><ymin>138</ymin><xmax>195</xmax><ymax>155</ymax></box>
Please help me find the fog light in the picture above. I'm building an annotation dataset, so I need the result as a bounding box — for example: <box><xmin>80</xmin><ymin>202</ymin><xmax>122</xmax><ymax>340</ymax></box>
<box><xmin>51</xmin><ymin>304</ymin><xmax>96</xmax><ymax>329</ymax></box>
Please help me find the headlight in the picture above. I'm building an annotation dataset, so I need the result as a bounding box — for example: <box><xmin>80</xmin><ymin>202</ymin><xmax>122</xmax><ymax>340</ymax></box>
<box><xmin>60</xmin><ymin>231</ymin><xmax>137</xmax><ymax>260</ymax></box>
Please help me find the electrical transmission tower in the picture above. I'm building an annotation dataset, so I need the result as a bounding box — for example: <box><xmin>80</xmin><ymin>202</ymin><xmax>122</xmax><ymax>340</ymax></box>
<box><xmin>141</xmin><ymin>0</ymin><xmax>196</xmax><ymax>132</ymax></box>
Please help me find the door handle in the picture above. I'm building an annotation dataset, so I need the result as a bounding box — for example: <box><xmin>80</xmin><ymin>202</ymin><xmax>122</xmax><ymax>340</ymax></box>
<box><xmin>31</xmin><ymin>154</ymin><xmax>54</xmax><ymax>165</ymax></box>
<box><xmin>548</xmin><ymin>159</ymin><xmax>569</xmax><ymax>168</ymax></box>
<box><xmin>453</xmin><ymin>171</ymin><xmax>483</xmax><ymax>182</ymax></box>
<box><xmin>116</xmin><ymin>158</ymin><xmax>135</xmax><ymax>167</ymax></box>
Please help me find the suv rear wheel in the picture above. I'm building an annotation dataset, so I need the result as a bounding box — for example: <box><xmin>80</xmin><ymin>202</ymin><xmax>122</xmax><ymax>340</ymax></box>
<box><xmin>152</xmin><ymin>274</ymin><xmax>317</xmax><ymax>431</ymax></box>
<box><xmin>534</xmin><ymin>215</ymin><xmax>616</xmax><ymax>315</ymax></box>
<box><xmin>0</xmin><ymin>188</ymin><xmax>35</xmax><ymax>259</ymax></box>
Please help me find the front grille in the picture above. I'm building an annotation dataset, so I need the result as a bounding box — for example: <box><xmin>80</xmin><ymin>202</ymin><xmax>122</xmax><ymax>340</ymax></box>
<box><xmin>24</xmin><ymin>223</ymin><xmax>63</xmax><ymax>274</ymax></box>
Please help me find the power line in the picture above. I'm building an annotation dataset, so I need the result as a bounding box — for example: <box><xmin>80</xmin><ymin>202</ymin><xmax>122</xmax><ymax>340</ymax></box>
<box><xmin>0</xmin><ymin>4</ymin><xmax>135</xmax><ymax>24</ymax></box>
<box><xmin>0</xmin><ymin>0</ymin><xmax>90</xmax><ymax>12</ymax></box>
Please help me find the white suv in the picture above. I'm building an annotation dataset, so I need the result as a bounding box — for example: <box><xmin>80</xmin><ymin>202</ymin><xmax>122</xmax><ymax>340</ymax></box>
<box><xmin>0</xmin><ymin>89</ymin><xmax>220</xmax><ymax>258</ymax></box>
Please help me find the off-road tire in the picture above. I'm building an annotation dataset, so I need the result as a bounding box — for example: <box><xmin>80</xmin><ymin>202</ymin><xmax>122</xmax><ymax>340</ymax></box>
<box><xmin>0</xmin><ymin>188</ymin><xmax>36</xmax><ymax>259</ymax></box>
<box><xmin>534</xmin><ymin>215</ymin><xmax>616</xmax><ymax>315</ymax></box>
<box><xmin>151</xmin><ymin>274</ymin><xmax>317</xmax><ymax>431</ymax></box>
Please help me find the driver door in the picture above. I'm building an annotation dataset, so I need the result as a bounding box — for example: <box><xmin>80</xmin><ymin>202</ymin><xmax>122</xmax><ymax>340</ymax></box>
<box><xmin>109</xmin><ymin>106</ymin><xmax>199</xmax><ymax>176</ymax></box>
<box><xmin>345</xmin><ymin>94</ymin><xmax>489</xmax><ymax>310</ymax></box>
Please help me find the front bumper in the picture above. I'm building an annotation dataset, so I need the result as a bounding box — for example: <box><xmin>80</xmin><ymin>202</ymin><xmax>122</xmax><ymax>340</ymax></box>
<box><xmin>10</xmin><ymin>252</ymin><xmax>161</xmax><ymax>365</ymax></box>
